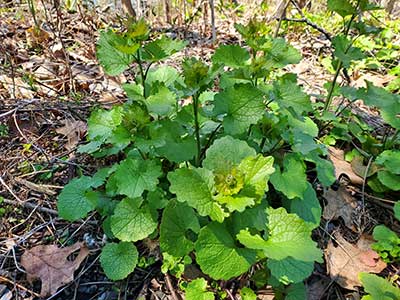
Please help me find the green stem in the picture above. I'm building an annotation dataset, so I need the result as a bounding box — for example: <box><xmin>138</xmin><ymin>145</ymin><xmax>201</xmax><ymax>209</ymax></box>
<box><xmin>199</xmin><ymin>123</ymin><xmax>222</xmax><ymax>161</ymax></box>
<box><xmin>135</xmin><ymin>50</ymin><xmax>146</xmax><ymax>97</ymax></box>
<box><xmin>193</xmin><ymin>93</ymin><xmax>201</xmax><ymax>166</ymax></box>
<box><xmin>260</xmin><ymin>137</ymin><xmax>267</xmax><ymax>151</ymax></box>
<box><xmin>27</xmin><ymin>0</ymin><xmax>39</xmax><ymax>29</ymax></box>
<box><xmin>385</xmin><ymin>130</ymin><xmax>399</xmax><ymax>149</ymax></box>
<box><xmin>323</xmin><ymin>8</ymin><xmax>358</xmax><ymax>113</ymax></box>
<box><xmin>323</xmin><ymin>60</ymin><xmax>342</xmax><ymax>113</ymax></box>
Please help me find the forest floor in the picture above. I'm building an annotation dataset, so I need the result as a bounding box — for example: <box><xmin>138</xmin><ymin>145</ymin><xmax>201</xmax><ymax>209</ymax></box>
<box><xmin>0</xmin><ymin>1</ymin><xmax>399</xmax><ymax>300</ymax></box>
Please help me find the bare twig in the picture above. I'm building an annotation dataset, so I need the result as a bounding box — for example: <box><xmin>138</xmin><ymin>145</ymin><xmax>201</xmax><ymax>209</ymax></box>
<box><xmin>165</xmin><ymin>273</ymin><xmax>181</xmax><ymax>300</ymax></box>
<box><xmin>0</xmin><ymin>176</ymin><xmax>23</xmax><ymax>203</ymax></box>
<box><xmin>2</xmin><ymin>197</ymin><xmax>58</xmax><ymax>216</ymax></box>
<box><xmin>274</xmin><ymin>0</ymin><xmax>290</xmax><ymax>38</ymax></box>
<box><xmin>0</xmin><ymin>275</ymin><xmax>41</xmax><ymax>298</ymax></box>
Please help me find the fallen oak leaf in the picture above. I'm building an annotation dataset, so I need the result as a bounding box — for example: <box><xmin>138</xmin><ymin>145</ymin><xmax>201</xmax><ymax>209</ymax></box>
<box><xmin>323</xmin><ymin>185</ymin><xmax>359</xmax><ymax>232</ymax></box>
<box><xmin>55</xmin><ymin>119</ymin><xmax>87</xmax><ymax>150</ymax></box>
<box><xmin>21</xmin><ymin>242</ymin><xmax>89</xmax><ymax>297</ymax></box>
<box><xmin>328</xmin><ymin>147</ymin><xmax>363</xmax><ymax>185</ymax></box>
<box><xmin>325</xmin><ymin>234</ymin><xmax>386</xmax><ymax>290</ymax></box>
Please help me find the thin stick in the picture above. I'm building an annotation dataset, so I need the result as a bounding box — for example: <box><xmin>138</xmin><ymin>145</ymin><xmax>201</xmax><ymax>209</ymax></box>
<box><xmin>2</xmin><ymin>198</ymin><xmax>58</xmax><ymax>216</ymax></box>
<box><xmin>0</xmin><ymin>275</ymin><xmax>41</xmax><ymax>298</ymax></box>
<box><xmin>274</xmin><ymin>0</ymin><xmax>290</xmax><ymax>38</ymax></box>
<box><xmin>165</xmin><ymin>273</ymin><xmax>180</xmax><ymax>300</ymax></box>
<box><xmin>288</xmin><ymin>0</ymin><xmax>332</xmax><ymax>40</ymax></box>
<box><xmin>0</xmin><ymin>177</ymin><xmax>23</xmax><ymax>203</ymax></box>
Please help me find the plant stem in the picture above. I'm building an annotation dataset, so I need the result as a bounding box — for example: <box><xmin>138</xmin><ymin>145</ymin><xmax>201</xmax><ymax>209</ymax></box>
<box><xmin>199</xmin><ymin>123</ymin><xmax>222</xmax><ymax>161</ymax></box>
<box><xmin>193</xmin><ymin>93</ymin><xmax>201</xmax><ymax>166</ymax></box>
<box><xmin>385</xmin><ymin>129</ymin><xmax>399</xmax><ymax>149</ymax></box>
<box><xmin>27</xmin><ymin>0</ymin><xmax>39</xmax><ymax>29</ymax></box>
<box><xmin>323</xmin><ymin>60</ymin><xmax>342</xmax><ymax>112</ymax></box>
<box><xmin>323</xmin><ymin>7</ymin><xmax>358</xmax><ymax>113</ymax></box>
<box><xmin>135</xmin><ymin>50</ymin><xmax>146</xmax><ymax>97</ymax></box>
<box><xmin>260</xmin><ymin>137</ymin><xmax>267</xmax><ymax>151</ymax></box>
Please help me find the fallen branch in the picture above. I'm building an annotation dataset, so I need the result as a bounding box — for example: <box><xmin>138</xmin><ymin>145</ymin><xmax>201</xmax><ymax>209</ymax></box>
<box><xmin>281</xmin><ymin>17</ymin><xmax>332</xmax><ymax>41</ymax></box>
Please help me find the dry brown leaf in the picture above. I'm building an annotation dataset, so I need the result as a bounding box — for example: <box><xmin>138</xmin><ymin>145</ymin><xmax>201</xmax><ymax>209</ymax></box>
<box><xmin>323</xmin><ymin>185</ymin><xmax>359</xmax><ymax>231</ymax></box>
<box><xmin>353</xmin><ymin>73</ymin><xmax>396</xmax><ymax>88</ymax></box>
<box><xmin>328</xmin><ymin>147</ymin><xmax>364</xmax><ymax>185</ymax></box>
<box><xmin>325</xmin><ymin>234</ymin><xmax>386</xmax><ymax>290</ymax></box>
<box><xmin>0</xmin><ymin>75</ymin><xmax>34</xmax><ymax>98</ymax></box>
<box><xmin>350</xmin><ymin>156</ymin><xmax>379</xmax><ymax>178</ymax></box>
<box><xmin>21</xmin><ymin>242</ymin><xmax>89</xmax><ymax>297</ymax></box>
<box><xmin>26</xmin><ymin>27</ymin><xmax>50</xmax><ymax>48</ymax></box>
<box><xmin>56</xmin><ymin>119</ymin><xmax>87</xmax><ymax>150</ymax></box>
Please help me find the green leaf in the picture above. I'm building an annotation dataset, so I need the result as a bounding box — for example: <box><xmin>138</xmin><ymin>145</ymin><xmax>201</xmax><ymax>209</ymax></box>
<box><xmin>230</xmin><ymin>202</ymin><xmax>268</xmax><ymax>234</ymax></box>
<box><xmin>359</xmin><ymin>273</ymin><xmax>400</xmax><ymax>300</ymax></box>
<box><xmin>214</xmin><ymin>83</ymin><xmax>265</xmax><ymax>135</ymax></box>
<box><xmin>377</xmin><ymin>171</ymin><xmax>400</xmax><ymax>191</ymax></box>
<box><xmin>91</xmin><ymin>167</ymin><xmax>116</xmax><ymax>188</ymax></box>
<box><xmin>185</xmin><ymin>278</ymin><xmax>215</xmax><ymax>300</ymax></box>
<box><xmin>315</xmin><ymin>157</ymin><xmax>336</xmax><ymax>187</ymax></box>
<box><xmin>261</xmin><ymin>37</ymin><xmax>302</xmax><ymax>68</ymax></box>
<box><xmin>123</xmin><ymin>83</ymin><xmax>145</xmax><ymax>101</ymax></box>
<box><xmin>182</xmin><ymin>58</ymin><xmax>211</xmax><ymax>91</ymax></box>
<box><xmin>126</xmin><ymin>18</ymin><xmax>150</xmax><ymax>40</ymax></box>
<box><xmin>359</xmin><ymin>82</ymin><xmax>400</xmax><ymax>129</ymax></box>
<box><xmin>394</xmin><ymin>202</ymin><xmax>400</xmax><ymax>221</ymax></box>
<box><xmin>332</xmin><ymin>35</ymin><xmax>366</xmax><ymax>68</ymax></box>
<box><xmin>146</xmin><ymin>188</ymin><xmax>168</xmax><ymax>211</ymax></box>
<box><xmin>88</xmin><ymin>106</ymin><xmax>124</xmax><ymax>141</ymax></box>
<box><xmin>195</xmin><ymin>222</ymin><xmax>257</xmax><ymax>280</ymax></box>
<box><xmin>237</xmin><ymin>207</ymin><xmax>322</xmax><ymax>262</ymax></box>
<box><xmin>110</xmin><ymin>197</ymin><xmax>157</xmax><ymax>242</ymax></box>
<box><xmin>146</xmin><ymin>66</ymin><xmax>181</xmax><ymax>87</ymax></box>
<box><xmin>168</xmin><ymin>167</ymin><xmax>227</xmax><ymax>222</ymax></box>
<box><xmin>270</xmin><ymin>154</ymin><xmax>308</xmax><ymax>199</ymax></box>
<box><xmin>285</xmin><ymin>283</ymin><xmax>307</xmax><ymax>300</ymax></box>
<box><xmin>57</xmin><ymin>176</ymin><xmax>95</xmax><ymax>221</ymax></box>
<box><xmin>288</xmin><ymin>182</ymin><xmax>321</xmax><ymax>228</ymax></box>
<box><xmin>97</xmin><ymin>30</ymin><xmax>135</xmax><ymax>75</ymax></box>
<box><xmin>142</xmin><ymin>36</ymin><xmax>186</xmax><ymax>62</ymax></box>
<box><xmin>327</xmin><ymin>0</ymin><xmax>356</xmax><ymax>17</ymax></box>
<box><xmin>114</xmin><ymin>158</ymin><xmax>162</xmax><ymax>198</ymax></box>
<box><xmin>212</xmin><ymin>45</ymin><xmax>250</xmax><ymax>68</ymax></box>
<box><xmin>160</xmin><ymin>200</ymin><xmax>200</xmax><ymax>257</ymax></box>
<box><xmin>373</xmin><ymin>225</ymin><xmax>398</xmax><ymax>244</ymax></box>
<box><xmin>147</xmin><ymin>120</ymin><xmax>197</xmax><ymax>163</ymax></box>
<box><xmin>214</xmin><ymin>194</ymin><xmax>255</xmax><ymax>213</ymax></box>
<box><xmin>238</xmin><ymin>154</ymin><xmax>275</xmax><ymax>196</ymax></box>
<box><xmin>240</xmin><ymin>287</ymin><xmax>257</xmax><ymax>300</ymax></box>
<box><xmin>267</xmin><ymin>258</ymin><xmax>314</xmax><ymax>284</ymax></box>
<box><xmin>146</xmin><ymin>84</ymin><xmax>176</xmax><ymax>116</ymax></box>
<box><xmin>203</xmin><ymin>136</ymin><xmax>256</xmax><ymax>173</ymax></box>
<box><xmin>272</xmin><ymin>77</ymin><xmax>312</xmax><ymax>114</ymax></box>
<box><xmin>359</xmin><ymin>0</ymin><xmax>382</xmax><ymax>11</ymax></box>
<box><xmin>376</xmin><ymin>150</ymin><xmax>400</xmax><ymax>175</ymax></box>
<box><xmin>100</xmin><ymin>242</ymin><xmax>138</xmax><ymax>280</ymax></box>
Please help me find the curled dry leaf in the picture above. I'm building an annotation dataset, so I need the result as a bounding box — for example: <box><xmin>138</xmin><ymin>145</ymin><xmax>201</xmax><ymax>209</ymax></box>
<box><xmin>350</xmin><ymin>155</ymin><xmax>379</xmax><ymax>178</ymax></box>
<box><xmin>323</xmin><ymin>185</ymin><xmax>359</xmax><ymax>232</ymax></box>
<box><xmin>328</xmin><ymin>147</ymin><xmax>364</xmax><ymax>185</ymax></box>
<box><xmin>55</xmin><ymin>119</ymin><xmax>87</xmax><ymax>150</ymax></box>
<box><xmin>21</xmin><ymin>242</ymin><xmax>89</xmax><ymax>297</ymax></box>
<box><xmin>325</xmin><ymin>234</ymin><xmax>386</xmax><ymax>290</ymax></box>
